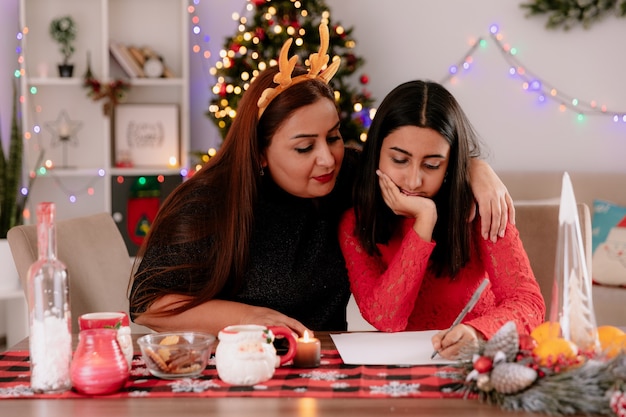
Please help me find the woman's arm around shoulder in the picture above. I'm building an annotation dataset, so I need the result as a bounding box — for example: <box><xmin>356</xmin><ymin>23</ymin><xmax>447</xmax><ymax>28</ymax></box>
<box><xmin>469</xmin><ymin>159</ymin><xmax>515</xmax><ymax>243</ymax></box>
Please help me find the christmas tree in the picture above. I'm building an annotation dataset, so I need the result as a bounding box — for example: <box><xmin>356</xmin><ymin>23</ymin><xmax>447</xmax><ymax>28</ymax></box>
<box><xmin>207</xmin><ymin>0</ymin><xmax>374</xmax><ymax>144</ymax></box>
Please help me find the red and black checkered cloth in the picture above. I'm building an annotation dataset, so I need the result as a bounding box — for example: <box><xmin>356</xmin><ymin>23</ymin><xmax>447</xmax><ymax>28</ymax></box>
<box><xmin>0</xmin><ymin>349</ymin><xmax>466</xmax><ymax>399</ymax></box>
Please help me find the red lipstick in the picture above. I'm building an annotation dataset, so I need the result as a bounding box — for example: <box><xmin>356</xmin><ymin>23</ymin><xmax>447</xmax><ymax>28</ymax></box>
<box><xmin>313</xmin><ymin>172</ymin><xmax>334</xmax><ymax>184</ymax></box>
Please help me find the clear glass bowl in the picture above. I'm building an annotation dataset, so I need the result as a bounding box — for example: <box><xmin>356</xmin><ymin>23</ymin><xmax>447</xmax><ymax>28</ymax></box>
<box><xmin>137</xmin><ymin>331</ymin><xmax>216</xmax><ymax>379</ymax></box>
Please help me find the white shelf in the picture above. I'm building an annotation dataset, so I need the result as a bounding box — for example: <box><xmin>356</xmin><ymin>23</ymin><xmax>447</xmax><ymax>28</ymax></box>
<box><xmin>27</xmin><ymin>77</ymin><xmax>83</xmax><ymax>86</ymax></box>
<box><xmin>110</xmin><ymin>167</ymin><xmax>185</xmax><ymax>176</ymax></box>
<box><xmin>129</xmin><ymin>78</ymin><xmax>187</xmax><ymax>87</ymax></box>
<box><xmin>37</xmin><ymin>168</ymin><xmax>107</xmax><ymax>177</ymax></box>
<box><xmin>19</xmin><ymin>0</ymin><xmax>190</xmax><ymax>244</ymax></box>
<box><xmin>27</xmin><ymin>77</ymin><xmax>187</xmax><ymax>87</ymax></box>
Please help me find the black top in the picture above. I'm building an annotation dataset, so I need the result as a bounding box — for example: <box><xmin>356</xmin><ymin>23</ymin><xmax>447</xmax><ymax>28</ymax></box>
<box><xmin>131</xmin><ymin>148</ymin><xmax>359</xmax><ymax>331</ymax></box>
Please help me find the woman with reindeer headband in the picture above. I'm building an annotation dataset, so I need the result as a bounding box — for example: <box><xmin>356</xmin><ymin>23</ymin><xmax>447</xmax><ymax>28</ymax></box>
<box><xmin>129</xmin><ymin>22</ymin><xmax>513</xmax><ymax>337</ymax></box>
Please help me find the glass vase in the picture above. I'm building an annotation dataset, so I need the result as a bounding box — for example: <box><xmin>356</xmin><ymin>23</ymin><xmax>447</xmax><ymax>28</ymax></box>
<box><xmin>26</xmin><ymin>202</ymin><xmax>72</xmax><ymax>393</ymax></box>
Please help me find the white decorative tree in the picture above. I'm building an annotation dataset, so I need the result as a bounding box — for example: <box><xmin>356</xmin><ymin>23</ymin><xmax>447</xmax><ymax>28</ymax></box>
<box><xmin>550</xmin><ymin>172</ymin><xmax>599</xmax><ymax>354</ymax></box>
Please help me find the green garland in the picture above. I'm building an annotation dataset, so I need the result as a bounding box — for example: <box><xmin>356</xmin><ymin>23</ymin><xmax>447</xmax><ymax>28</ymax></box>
<box><xmin>520</xmin><ymin>0</ymin><xmax>626</xmax><ymax>30</ymax></box>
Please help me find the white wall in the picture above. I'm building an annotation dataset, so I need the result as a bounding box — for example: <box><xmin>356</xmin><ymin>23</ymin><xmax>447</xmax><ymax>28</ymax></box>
<box><xmin>325</xmin><ymin>0</ymin><xmax>626</xmax><ymax>173</ymax></box>
<box><xmin>192</xmin><ymin>0</ymin><xmax>626</xmax><ymax>173</ymax></box>
<box><xmin>3</xmin><ymin>1</ymin><xmax>624</xmax><ymax>172</ymax></box>
<box><xmin>2</xmin><ymin>1</ymin><xmax>625</xmax><ymax>169</ymax></box>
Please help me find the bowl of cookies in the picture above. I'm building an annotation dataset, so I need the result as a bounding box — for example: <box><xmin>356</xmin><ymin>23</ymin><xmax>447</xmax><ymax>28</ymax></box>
<box><xmin>137</xmin><ymin>332</ymin><xmax>216</xmax><ymax>379</ymax></box>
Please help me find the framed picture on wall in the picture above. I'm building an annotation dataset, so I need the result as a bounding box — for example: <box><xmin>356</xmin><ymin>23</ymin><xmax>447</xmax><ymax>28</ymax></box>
<box><xmin>114</xmin><ymin>104</ymin><xmax>179</xmax><ymax>168</ymax></box>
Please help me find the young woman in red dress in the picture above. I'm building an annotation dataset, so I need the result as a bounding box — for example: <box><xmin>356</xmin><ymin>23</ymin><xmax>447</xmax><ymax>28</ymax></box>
<box><xmin>339</xmin><ymin>80</ymin><xmax>545</xmax><ymax>359</ymax></box>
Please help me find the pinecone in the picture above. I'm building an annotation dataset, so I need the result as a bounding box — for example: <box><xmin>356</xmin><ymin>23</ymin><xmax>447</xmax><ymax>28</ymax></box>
<box><xmin>490</xmin><ymin>362</ymin><xmax>538</xmax><ymax>394</ymax></box>
<box><xmin>484</xmin><ymin>321</ymin><xmax>519</xmax><ymax>361</ymax></box>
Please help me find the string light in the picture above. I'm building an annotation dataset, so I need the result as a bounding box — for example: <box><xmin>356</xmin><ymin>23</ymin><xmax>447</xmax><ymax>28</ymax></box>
<box><xmin>186</xmin><ymin>0</ymin><xmax>221</xmax><ymax>170</ymax></box>
<box><xmin>19</xmin><ymin>10</ymin><xmax>622</xmax><ymax>207</ymax></box>
<box><xmin>46</xmin><ymin>169</ymin><xmax>105</xmax><ymax>203</ymax></box>
<box><xmin>189</xmin><ymin>0</ymin><xmax>215</xmax><ymax>105</ymax></box>
<box><xmin>443</xmin><ymin>25</ymin><xmax>625</xmax><ymax>124</ymax></box>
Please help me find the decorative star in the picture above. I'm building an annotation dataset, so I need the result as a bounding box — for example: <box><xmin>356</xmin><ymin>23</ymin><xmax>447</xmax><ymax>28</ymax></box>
<box><xmin>45</xmin><ymin>110</ymin><xmax>83</xmax><ymax>147</ymax></box>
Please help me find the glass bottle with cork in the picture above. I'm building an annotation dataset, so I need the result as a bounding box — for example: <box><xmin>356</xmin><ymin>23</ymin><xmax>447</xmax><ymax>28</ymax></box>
<box><xmin>26</xmin><ymin>202</ymin><xmax>72</xmax><ymax>393</ymax></box>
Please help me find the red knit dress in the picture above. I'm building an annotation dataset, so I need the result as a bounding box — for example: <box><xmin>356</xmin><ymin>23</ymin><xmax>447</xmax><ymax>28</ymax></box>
<box><xmin>338</xmin><ymin>210</ymin><xmax>546</xmax><ymax>339</ymax></box>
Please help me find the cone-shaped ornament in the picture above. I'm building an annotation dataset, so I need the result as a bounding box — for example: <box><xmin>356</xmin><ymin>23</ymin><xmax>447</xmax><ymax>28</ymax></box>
<box><xmin>549</xmin><ymin>172</ymin><xmax>599</xmax><ymax>355</ymax></box>
<box><xmin>550</xmin><ymin>172</ymin><xmax>599</xmax><ymax>353</ymax></box>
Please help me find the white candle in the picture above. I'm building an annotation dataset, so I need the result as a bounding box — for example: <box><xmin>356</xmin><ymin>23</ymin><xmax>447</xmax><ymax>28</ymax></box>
<box><xmin>293</xmin><ymin>330</ymin><xmax>320</xmax><ymax>368</ymax></box>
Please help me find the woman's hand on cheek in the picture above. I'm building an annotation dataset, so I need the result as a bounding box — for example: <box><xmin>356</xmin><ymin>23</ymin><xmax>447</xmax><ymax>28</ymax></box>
<box><xmin>376</xmin><ymin>170</ymin><xmax>437</xmax><ymax>240</ymax></box>
<box><xmin>376</xmin><ymin>170</ymin><xmax>401</xmax><ymax>213</ymax></box>
<box><xmin>376</xmin><ymin>170</ymin><xmax>433</xmax><ymax>218</ymax></box>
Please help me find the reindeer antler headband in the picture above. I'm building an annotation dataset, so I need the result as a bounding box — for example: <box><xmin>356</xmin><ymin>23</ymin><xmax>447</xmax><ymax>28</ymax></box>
<box><xmin>257</xmin><ymin>21</ymin><xmax>341</xmax><ymax>118</ymax></box>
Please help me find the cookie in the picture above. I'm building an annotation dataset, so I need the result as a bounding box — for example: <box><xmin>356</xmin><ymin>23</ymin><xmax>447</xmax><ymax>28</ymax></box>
<box><xmin>170</xmin><ymin>363</ymin><xmax>202</xmax><ymax>374</ymax></box>
<box><xmin>145</xmin><ymin>347</ymin><xmax>169</xmax><ymax>372</ymax></box>
<box><xmin>159</xmin><ymin>335</ymin><xmax>181</xmax><ymax>345</ymax></box>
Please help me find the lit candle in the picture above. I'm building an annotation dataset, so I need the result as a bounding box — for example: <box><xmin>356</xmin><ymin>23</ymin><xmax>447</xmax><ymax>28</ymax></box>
<box><xmin>293</xmin><ymin>330</ymin><xmax>320</xmax><ymax>368</ymax></box>
<box><xmin>58</xmin><ymin>121</ymin><xmax>70</xmax><ymax>138</ymax></box>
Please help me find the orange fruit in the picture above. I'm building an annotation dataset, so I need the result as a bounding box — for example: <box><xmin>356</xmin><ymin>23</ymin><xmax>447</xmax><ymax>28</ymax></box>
<box><xmin>532</xmin><ymin>337</ymin><xmax>578</xmax><ymax>366</ymax></box>
<box><xmin>597</xmin><ymin>325</ymin><xmax>626</xmax><ymax>358</ymax></box>
<box><xmin>530</xmin><ymin>321</ymin><xmax>561</xmax><ymax>345</ymax></box>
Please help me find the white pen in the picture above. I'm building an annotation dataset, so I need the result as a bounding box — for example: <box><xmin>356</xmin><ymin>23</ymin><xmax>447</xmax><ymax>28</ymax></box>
<box><xmin>430</xmin><ymin>278</ymin><xmax>489</xmax><ymax>359</ymax></box>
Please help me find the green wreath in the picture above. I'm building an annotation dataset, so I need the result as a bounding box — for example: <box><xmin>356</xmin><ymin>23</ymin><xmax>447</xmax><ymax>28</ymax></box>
<box><xmin>520</xmin><ymin>0</ymin><xmax>626</xmax><ymax>30</ymax></box>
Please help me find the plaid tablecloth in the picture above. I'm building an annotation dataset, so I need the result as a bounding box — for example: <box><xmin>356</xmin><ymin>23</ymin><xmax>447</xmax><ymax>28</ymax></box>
<box><xmin>0</xmin><ymin>349</ymin><xmax>466</xmax><ymax>399</ymax></box>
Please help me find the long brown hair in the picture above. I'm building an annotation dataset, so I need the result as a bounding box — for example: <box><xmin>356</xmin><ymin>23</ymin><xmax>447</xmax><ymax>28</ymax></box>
<box><xmin>129</xmin><ymin>66</ymin><xmax>337</xmax><ymax>316</ymax></box>
<box><xmin>354</xmin><ymin>80</ymin><xmax>481</xmax><ymax>277</ymax></box>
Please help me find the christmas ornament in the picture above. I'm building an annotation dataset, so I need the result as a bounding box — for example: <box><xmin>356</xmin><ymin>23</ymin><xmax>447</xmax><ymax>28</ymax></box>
<box><xmin>483</xmin><ymin>321</ymin><xmax>519</xmax><ymax>361</ymax></box>
<box><xmin>126</xmin><ymin>177</ymin><xmax>161</xmax><ymax>248</ymax></box>
<box><xmin>44</xmin><ymin>109</ymin><xmax>83</xmax><ymax>168</ymax></box>
<box><xmin>551</xmin><ymin>173</ymin><xmax>600</xmax><ymax>355</ymax></box>
<box><xmin>83</xmin><ymin>77</ymin><xmax>130</xmax><ymax>116</ymax></box>
<box><xmin>453</xmin><ymin>320</ymin><xmax>626</xmax><ymax>415</ymax></box>
<box><xmin>490</xmin><ymin>362</ymin><xmax>538</xmax><ymax>394</ymax></box>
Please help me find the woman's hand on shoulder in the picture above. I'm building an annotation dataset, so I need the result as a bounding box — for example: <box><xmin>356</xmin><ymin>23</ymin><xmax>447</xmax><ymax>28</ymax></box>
<box><xmin>468</xmin><ymin>159</ymin><xmax>515</xmax><ymax>243</ymax></box>
<box><xmin>241</xmin><ymin>305</ymin><xmax>310</xmax><ymax>337</ymax></box>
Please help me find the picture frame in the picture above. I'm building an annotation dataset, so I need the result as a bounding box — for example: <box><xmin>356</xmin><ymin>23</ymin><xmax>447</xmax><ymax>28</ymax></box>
<box><xmin>114</xmin><ymin>104</ymin><xmax>179</xmax><ymax>168</ymax></box>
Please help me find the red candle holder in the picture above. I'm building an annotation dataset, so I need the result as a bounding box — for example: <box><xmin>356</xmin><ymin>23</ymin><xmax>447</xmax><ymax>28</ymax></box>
<box><xmin>70</xmin><ymin>328</ymin><xmax>129</xmax><ymax>395</ymax></box>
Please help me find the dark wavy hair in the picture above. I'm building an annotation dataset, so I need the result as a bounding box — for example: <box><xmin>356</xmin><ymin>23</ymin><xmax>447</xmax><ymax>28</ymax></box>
<box><xmin>129</xmin><ymin>66</ymin><xmax>337</xmax><ymax>317</ymax></box>
<box><xmin>353</xmin><ymin>80</ymin><xmax>481</xmax><ymax>277</ymax></box>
